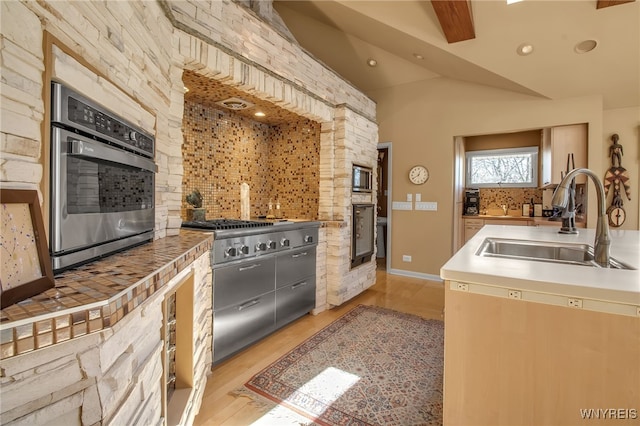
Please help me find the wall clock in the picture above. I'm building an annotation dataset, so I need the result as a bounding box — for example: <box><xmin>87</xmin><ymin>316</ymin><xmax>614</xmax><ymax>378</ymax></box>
<box><xmin>607</xmin><ymin>206</ymin><xmax>626</xmax><ymax>227</ymax></box>
<box><xmin>409</xmin><ymin>165</ymin><xmax>429</xmax><ymax>185</ymax></box>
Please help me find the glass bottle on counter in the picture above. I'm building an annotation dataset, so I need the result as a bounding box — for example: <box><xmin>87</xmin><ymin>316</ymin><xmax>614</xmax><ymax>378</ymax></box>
<box><xmin>275</xmin><ymin>198</ymin><xmax>282</xmax><ymax>219</ymax></box>
<box><xmin>267</xmin><ymin>198</ymin><xmax>275</xmax><ymax>218</ymax></box>
<box><xmin>529</xmin><ymin>198</ymin><xmax>535</xmax><ymax>217</ymax></box>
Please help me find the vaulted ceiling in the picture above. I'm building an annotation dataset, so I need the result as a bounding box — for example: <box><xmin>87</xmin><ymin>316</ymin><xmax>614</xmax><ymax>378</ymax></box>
<box><xmin>273</xmin><ymin>0</ymin><xmax>640</xmax><ymax>109</ymax></box>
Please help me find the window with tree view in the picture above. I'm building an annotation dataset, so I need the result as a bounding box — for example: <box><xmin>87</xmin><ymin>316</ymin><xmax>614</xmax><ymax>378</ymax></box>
<box><xmin>466</xmin><ymin>147</ymin><xmax>538</xmax><ymax>188</ymax></box>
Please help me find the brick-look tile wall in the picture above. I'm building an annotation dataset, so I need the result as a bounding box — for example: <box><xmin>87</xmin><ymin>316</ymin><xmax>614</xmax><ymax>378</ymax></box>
<box><xmin>182</xmin><ymin>100</ymin><xmax>320</xmax><ymax>220</ymax></box>
<box><xmin>166</xmin><ymin>0</ymin><xmax>376</xmax><ymax>121</ymax></box>
<box><xmin>1</xmin><ymin>0</ymin><xmax>378</xmax><ymax>423</ymax></box>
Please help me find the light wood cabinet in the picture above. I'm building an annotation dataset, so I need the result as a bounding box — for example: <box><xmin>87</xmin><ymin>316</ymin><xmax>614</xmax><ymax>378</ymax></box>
<box><xmin>464</xmin><ymin>218</ymin><xmax>538</xmax><ymax>243</ymax></box>
<box><xmin>162</xmin><ymin>271</ymin><xmax>194</xmax><ymax>426</ymax></box>
<box><xmin>541</xmin><ymin>124</ymin><xmax>588</xmax><ymax>186</ymax></box>
<box><xmin>464</xmin><ymin>218</ymin><xmax>485</xmax><ymax>242</ymax></box>
<box><xmin>444</xmin><ymin>285</ymin><xmax>640</xmax><ymax>425</ymax></box>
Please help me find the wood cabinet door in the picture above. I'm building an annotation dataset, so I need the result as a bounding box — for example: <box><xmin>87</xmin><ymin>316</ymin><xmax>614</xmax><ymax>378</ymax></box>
<box><xmin>464</xmin><ymin>219</ymin><xmax>484</xmax><ymax>242</ymax></box>
<box><xmin>550</xmin><ymin>124</ymin><xmax>588</xmax><ymax>184</ymax></box>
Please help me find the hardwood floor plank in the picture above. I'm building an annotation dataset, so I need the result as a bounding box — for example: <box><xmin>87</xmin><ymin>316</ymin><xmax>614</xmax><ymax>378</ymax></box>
<box><xmin>193</xmin><ymin>268</ymin><xmax>445</xmax><ymax>425</ymax></box>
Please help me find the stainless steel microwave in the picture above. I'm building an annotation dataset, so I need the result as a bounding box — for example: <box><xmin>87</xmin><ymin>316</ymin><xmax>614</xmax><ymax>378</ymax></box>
<box><xmin>352</xmin><ymin>165</ymin><xmax>373</xmax><ymax>193</ymax></box>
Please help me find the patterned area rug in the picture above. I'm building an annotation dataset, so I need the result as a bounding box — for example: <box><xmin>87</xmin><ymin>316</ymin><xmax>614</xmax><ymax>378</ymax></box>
<box><xmin>245</xmin><ymin>305</ymin><xmax>444</xmax><ymax>425</ymax></box>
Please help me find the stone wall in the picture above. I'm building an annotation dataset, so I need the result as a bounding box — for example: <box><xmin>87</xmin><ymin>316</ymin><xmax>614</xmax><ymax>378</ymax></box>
<box><xmin>170</xmin><ymin>1</ymin><xmax>379</xmax><ymax>310</ymax></box>
<box><xmin>163</xmin><ymin>0</ymin><xmax>376</xmax><ymax>120</ymax></box>
<box><xmin>0</xmin><ymin>253</ymin><xmax>212</xmax><ymax>425</ymax></box>
<box><xmin>325</xmin><ymin>107</ymin><xmax>379</xmax><ymax>306</ymax></box>
<box><xmin>1</xmin><ymin>0</ymin><xmax>378</xmax><ymax>422</ymax></box>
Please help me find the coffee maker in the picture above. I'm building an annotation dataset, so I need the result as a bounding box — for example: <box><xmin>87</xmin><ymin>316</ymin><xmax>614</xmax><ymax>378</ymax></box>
<box><xmin>464</xmin><ymin>188</ymin><xmax>480</xmax><ymax>216</ymax></box>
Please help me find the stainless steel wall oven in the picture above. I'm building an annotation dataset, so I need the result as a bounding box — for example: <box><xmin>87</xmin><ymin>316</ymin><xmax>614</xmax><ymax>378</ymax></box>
<box><xmin>351</xmin><ymin>204</ymin><xmax>374</xmax><ymax>267</ymax></box>
<box><xmin>50</xmin><ymin>82</ymin><xmax>156</xmax><ymax>272</ymax></box>
<box><xmin>352</xmin><ymin>164</ymin><xmax>373</xmax><ymax>193</ymax></box>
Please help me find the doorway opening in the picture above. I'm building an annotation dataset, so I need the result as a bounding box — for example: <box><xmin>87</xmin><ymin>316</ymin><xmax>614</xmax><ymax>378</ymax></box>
<box><xmin>377</xmin><ymin>142</ymin><xmax>392</xmax><ymax>270</ymax></box>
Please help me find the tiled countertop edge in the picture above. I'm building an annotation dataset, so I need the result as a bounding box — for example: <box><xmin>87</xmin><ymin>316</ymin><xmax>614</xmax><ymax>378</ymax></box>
<box><xmin>0</xmin><ymin>230</ymin><xmax>213</xmax><ymax>359</ymax></box>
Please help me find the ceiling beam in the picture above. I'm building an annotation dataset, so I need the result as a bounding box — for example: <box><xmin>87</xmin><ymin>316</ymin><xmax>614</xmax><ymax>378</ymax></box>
<box><xmin>431</xmin><ymin>0</ymin><xmax>475</xmax><ymax>43</ymax></box>
<box><xmin>596</xmin><ymin>0</ymin><xmax>635</xmax><ymax>9</ymax></box>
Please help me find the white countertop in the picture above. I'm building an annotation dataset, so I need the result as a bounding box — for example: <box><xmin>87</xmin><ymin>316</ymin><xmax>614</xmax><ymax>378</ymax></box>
<box><xmin>441</xmin><ymin>225</ymin><xmax>640</xmax><ymax>306</ymax></box>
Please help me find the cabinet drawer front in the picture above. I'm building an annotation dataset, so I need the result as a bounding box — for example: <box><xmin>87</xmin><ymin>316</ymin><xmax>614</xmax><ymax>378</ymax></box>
<box><xmin>276</xmin><ymin>247</ymin><xmax>316</xmax><ymax>289</ymax></box>
<box><xmin>213</xmin><ymin>292</ymin><xmax>275</xmax><ymax>362</ymax></box>
<box><xmin>465</xmin><ymin>219</ymin><xmax>484</xmax><ymax>227</ymax></box>
<box><xmin>491</xmin><ymin>220</ymin><xmax>528</xmax><ymax>226</ymax></box>
<box><xmin>275</xmin><ymin>276</ymin><xmax>315</xmax><ymax>328</ymax></box>
<box><xmin>214</xmin><ymin>257</ymin><xmax>276</xmax><ymax>310</ymax></box>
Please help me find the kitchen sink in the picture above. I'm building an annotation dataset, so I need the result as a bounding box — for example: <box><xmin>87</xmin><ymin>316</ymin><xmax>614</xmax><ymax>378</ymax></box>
<box><xmin>476</xmin><ymin>238</ymin><xmax>634</xmax><ymax>269</ymax></box>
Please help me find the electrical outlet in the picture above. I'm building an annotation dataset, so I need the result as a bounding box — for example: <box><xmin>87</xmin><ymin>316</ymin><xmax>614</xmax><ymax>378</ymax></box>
<box><xmin>508</xmin><ymin>290</ymin><xmax>521</xmax><ymax>300</ymax></box>
<box><xmin>456</xmin><ymin>283</ymin><xmax>469</xmax><ymax>292</ymax></box>
<box><xmin>568</xmin><ymin>298</ymin><xmax>583</xmax><ymax>308</ymax></box>
<box><xmin>402</xmin><ymin>255</ymin><xmax>412</xmax><ymax>262</ymax></box>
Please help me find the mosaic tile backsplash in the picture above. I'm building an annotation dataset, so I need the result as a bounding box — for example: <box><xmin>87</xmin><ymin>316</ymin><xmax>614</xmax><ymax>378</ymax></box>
<box><xmin>478</xmin><ymin>186</ymin><xmax>586</xmax><ymax>217</ymax></box>
<box><xmin>182</xmin><ymin>100</ymin><xmax>320</xmax><ymax>220</ymax></box>
<box><xmin>479</xmin><ymin>188</ymin><xmax>543</xmax><ymax>214</ymax></box>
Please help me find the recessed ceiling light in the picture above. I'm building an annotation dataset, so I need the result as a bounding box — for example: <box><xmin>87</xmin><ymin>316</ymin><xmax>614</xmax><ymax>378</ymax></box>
<box><xmin>254</xmin><ymin>111</ymin><xmax>266</xmax><ymax>117</ymax></box>
<box><xmin>413</xmin><ymin>53</ymin><xmax>424</xmax><ymax>60</ymax></box>
<box><xmin>575</xmin><ymin>39</ymin><xmax>597</xmax><ymax>54</ymax></box>
<box><xmin>516</xmin><ymin>43</ymin><xmax>534</xmax><ymax>56</ymax></box>
<box><xmin>367</xmin><ymin>58</ymin><xmax>378</xmax><ymax>67</ymax></box>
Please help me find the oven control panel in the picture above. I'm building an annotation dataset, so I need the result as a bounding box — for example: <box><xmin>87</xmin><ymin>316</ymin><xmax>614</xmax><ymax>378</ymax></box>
<box><xmin>51</xmin><ymin>82</ymin><xmax>155</xmax><ymax>158</ymax></box>
<box><xmin>212</xmin><ymin>227</ymin><xmax>319</xmax><ymax>266</ymax></box>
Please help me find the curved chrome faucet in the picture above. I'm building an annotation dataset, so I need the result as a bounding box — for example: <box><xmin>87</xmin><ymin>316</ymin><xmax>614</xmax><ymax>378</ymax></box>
<box><xmin>551</xmin><ymin>168</ymin><xmax>610</xmax><ymax>267</ymax></box>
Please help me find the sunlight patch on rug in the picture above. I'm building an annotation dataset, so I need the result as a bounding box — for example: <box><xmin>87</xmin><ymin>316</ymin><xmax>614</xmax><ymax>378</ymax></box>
<box><xmin>245</xmin><ymin>305</ymin><xmax>444</xmax><ymax>426</ymax></box>
<box><xmin>249</xmin><ymin>367</ymin><xmax>359</xmax><ymax>426</ymax></box>
<box><xmin>294</xmin><ymin>367</ymin><xmax>361</xmax><ymax>405</ymax></box>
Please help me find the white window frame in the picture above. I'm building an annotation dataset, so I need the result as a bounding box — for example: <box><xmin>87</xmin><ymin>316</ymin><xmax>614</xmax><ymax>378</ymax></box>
<box><xmin>465</xmin><ymin>147</ymin><xmax>539</xmax><ymax>188</ymax></box>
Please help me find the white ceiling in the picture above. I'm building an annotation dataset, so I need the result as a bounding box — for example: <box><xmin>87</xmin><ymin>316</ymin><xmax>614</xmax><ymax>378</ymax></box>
<box><xmin>273</xmin><ymin>0</ymin><xmax>640</xmax><ymax>109</ymax></box>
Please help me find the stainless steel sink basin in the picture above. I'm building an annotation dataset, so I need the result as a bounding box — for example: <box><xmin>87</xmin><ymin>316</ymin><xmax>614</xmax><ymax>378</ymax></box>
<box><xmin>476</xmin><ymin>238</ymin><xmax>634</xmax><ymax>269</ymax></box>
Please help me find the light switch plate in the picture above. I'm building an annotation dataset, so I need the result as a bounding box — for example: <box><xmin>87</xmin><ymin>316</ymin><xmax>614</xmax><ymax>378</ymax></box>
<box><xmin>415</xmin><ymin>193</ymin><xmax>422</xmax><ymax>202</ymax></box>
<box><xmin>392</xmin><ymin>201</ymin><xmax>412</xmax><ymax>210</ymax></box>
<box><xmin>407</xmin><ymin>193</ymin><xmax>413</xmax><ymax>202</ymax></box>
<box><xmin>415</xmin><ymin>201</ymin><xmax>437</xmax><ymax>211</ymax></box>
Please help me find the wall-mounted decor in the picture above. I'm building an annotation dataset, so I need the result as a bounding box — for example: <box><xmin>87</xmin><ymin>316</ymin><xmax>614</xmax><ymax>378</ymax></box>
<box><xmin>604</xmin><ymin>133</ymin><xmax>631</xmax><ymax>227</ymax></box>
<box><xmin>1</xmin><ymin>189</ymin><xmax>55</xmax><ymax>308</ymax></box>
<box><xmin>408</xmin><ymin>165</ymin><xmax>429</xmax><ymax>185</ymax></box>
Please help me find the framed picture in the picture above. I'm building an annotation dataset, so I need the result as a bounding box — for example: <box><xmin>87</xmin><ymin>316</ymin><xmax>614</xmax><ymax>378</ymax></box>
<box><xmin>1</xmin><ymin>189</ymin><xmax>55</xmax><ymax>309</ymax></box>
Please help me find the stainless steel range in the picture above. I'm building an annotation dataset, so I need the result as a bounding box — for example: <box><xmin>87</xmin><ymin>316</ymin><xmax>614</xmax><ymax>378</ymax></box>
<box><xmin>182</xmin><ymin>219</ymin><xmax>319</xmax><ymax>363</ymax></box>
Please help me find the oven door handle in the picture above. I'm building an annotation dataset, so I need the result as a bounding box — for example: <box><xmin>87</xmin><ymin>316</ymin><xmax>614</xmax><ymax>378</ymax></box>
<box><xmin>68</xmin><ymin>139</ymin><xmax>157</xmax><ymax>172</ymax></box>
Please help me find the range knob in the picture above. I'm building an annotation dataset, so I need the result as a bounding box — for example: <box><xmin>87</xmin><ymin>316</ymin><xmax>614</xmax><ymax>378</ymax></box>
<box><xmin>225</xmin><ymin>247</ymin><xmax>237</xmax><ymax>257</ymax></box>
<box><xmin>304</xmin><ymin>235</ymin><xmax>314</xmax><ymax>243</ymax></box>
<box><xmin>238</xmin><ymin>245</ymin><xmax>249</xmax><ymax>255</ymax></box>
<box><xmin>255</xmin><ymin>242</ymin><xmax>267</xmax><ymax>252</ymax></box>
<box><xmin>128</xmin><ymin>131</ymin><xmax>138</xmax><ymax>141</ymax></box>
<box><xmin>281</xmin><ymin>238</ymin><xmax>290</xmax><ymax>247</ymax></box>
<box><xmin>267</xmin><ymin>240</ymin><xmax>277</xmax><ymax>250</ymax></box>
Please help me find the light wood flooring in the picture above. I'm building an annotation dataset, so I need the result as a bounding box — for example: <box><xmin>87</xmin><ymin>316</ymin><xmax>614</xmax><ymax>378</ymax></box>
<box><xmin>193</xmin><ymin>262</ymin><xmax>445</xmax><ymax>425</ymax></box>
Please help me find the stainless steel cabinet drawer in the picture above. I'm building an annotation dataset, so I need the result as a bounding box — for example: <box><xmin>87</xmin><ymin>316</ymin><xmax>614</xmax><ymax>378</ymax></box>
<box><xmin>275</xmin><ymin>275</ymin><xmax>315</xmax><ymax>328</ymax></box>
<box><xmin>276</xmin><ymin>247</ymin><xmax>316</xmax><ymax>289</ymax></box>
<box><xmin>213</xmin><ymin>292</ymin><xmax>276</xmax><ymax>362</ymax></box>
<box><xmin>213</xmin><ymin>257</ymin><xmax>275</xmax><ymax>310</ymax></box>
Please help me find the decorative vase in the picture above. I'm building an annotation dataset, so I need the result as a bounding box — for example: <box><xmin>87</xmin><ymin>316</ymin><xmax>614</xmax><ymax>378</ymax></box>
<box><xmin>187</xmin><ymin>208</ymin><xmax>206</xmax><ymax>221</ymax></box>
